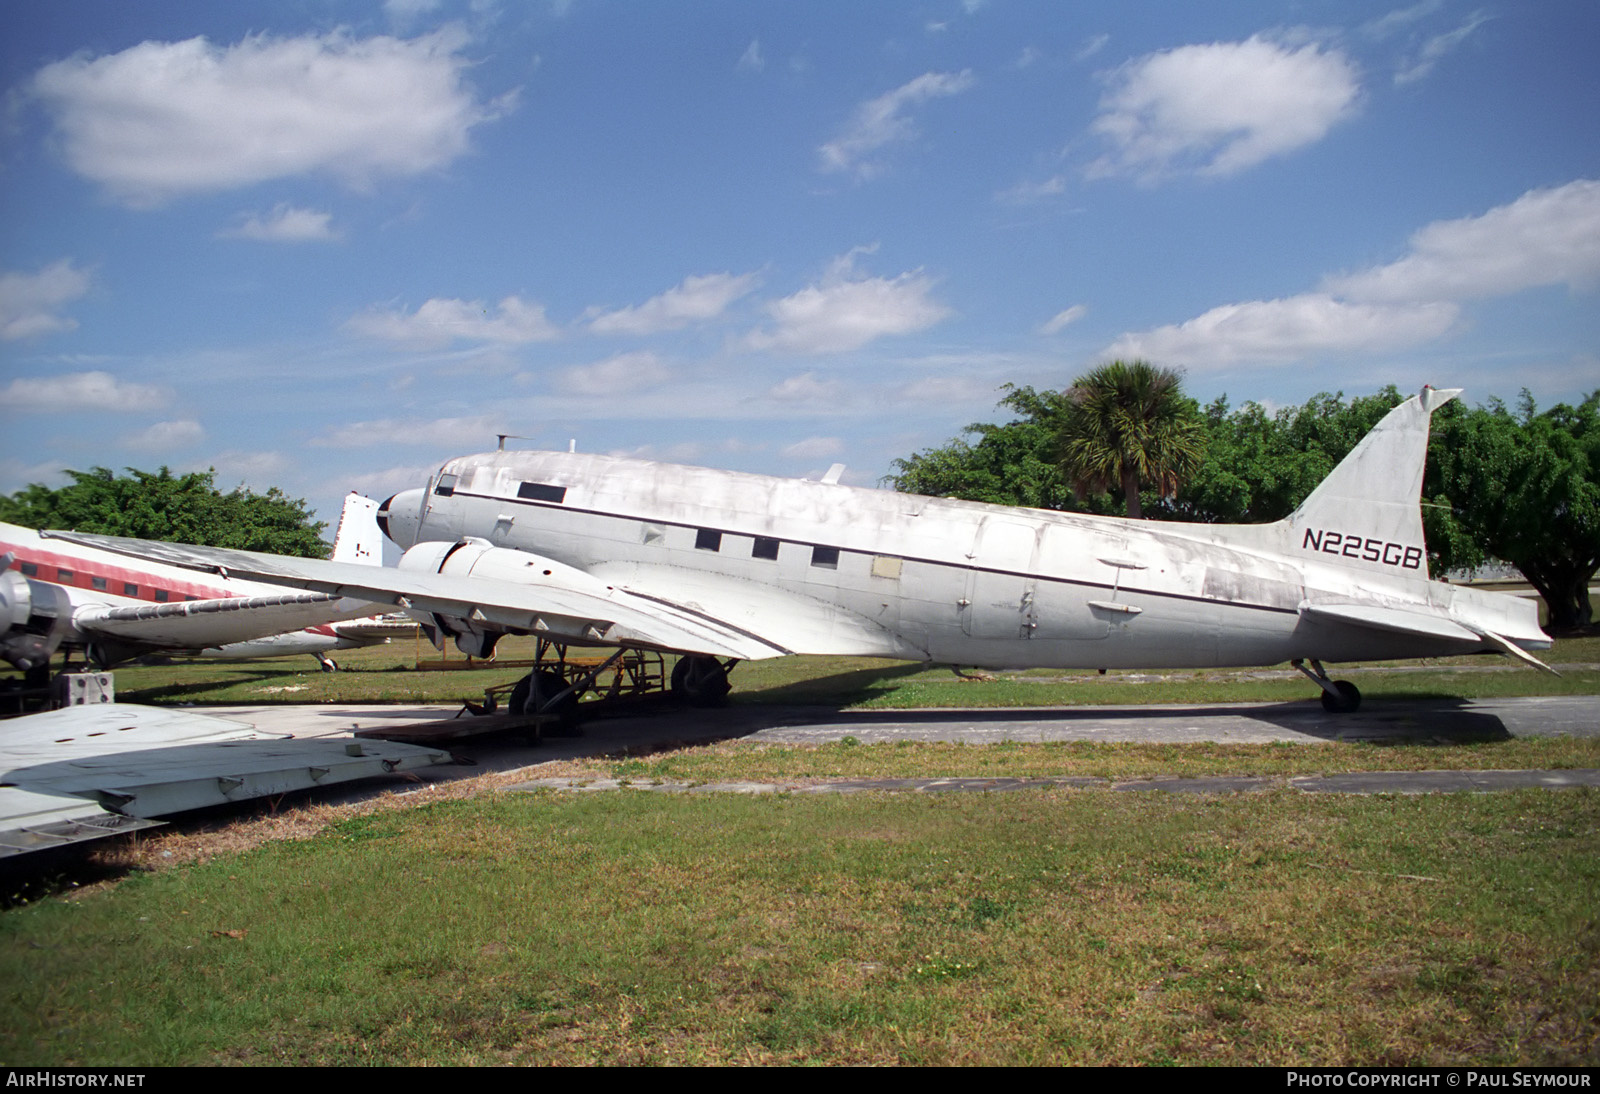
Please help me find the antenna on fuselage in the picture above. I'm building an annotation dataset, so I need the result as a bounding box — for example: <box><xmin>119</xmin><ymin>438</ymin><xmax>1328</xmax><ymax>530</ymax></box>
<box><xmin>495</xmin><ymin>433</ymin><xmax>528</xmax><ymax>452</ymax></box>
<box><xmin>569</xmin><ymin>439</ymin><xmax>576</xmax><ymax>453</ymax></box>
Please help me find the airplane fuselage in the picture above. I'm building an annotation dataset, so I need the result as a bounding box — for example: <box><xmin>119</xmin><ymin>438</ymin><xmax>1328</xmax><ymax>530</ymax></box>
<box><xmin>1</xmin><ymin>523</ymin><xmax>382</xmax><ymax>669</ymax></box>
<box><xmin>380</xmin><ymin>447</ymin><xmax>1544</xmax><ymax>671</ymax></box>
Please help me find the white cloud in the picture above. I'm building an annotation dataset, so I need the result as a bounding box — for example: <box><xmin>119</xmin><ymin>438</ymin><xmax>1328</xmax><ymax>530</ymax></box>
<box><xmin>743</xmin><ymin>249</ymin><xmax>951</xmax><ymax>355</ymax></box>
<box><xmin>1</xmin><ymin>370</ymin><xmax>169</xmax><ymax>412</ymax></box>
<box><xmin>819</xmin><ymin>70</ymin><xmax>975</xmax><ymax>179</ymax></box>
<box><xmin>0</xmin><ymin>260</ymin><xmax>92</xmax><ymax>340</ymax></box>
<box><xmin>123</xmin><ymin>419</ymin><xmax>205</xmax><ymax>450</ymax></box>
<box><xmin>206</xmin><ymin>450</ymin><xmax>290</xmax><ymax>485</ymax></box>
<box><xmin>1039</xmin><ymin>304</ymin><xmax>1087</xmax><ymax>335</ymax></box>
<box><xmin>1362</xmin><ymin>1</ymin><xmax>1444</xmax><ymax>40</ymax></box>
<box><xmin>384</xmin><ymin>0</ymin><xmax>443</xmax><ymax>25</ymax></box>
<box><xmin>781</xmin><ymin>436</ymin><xmax>844</xmax><ymax>461</ymax></box>
<box><xmin>737</xmin><ymin>39</ymin><xmax>764</xmax><ymax>73</ymax></box>
<box><xmin>1323</xmin><ymin>179</ymin><xmax>1600</xmax><ymax>302</ymax></box>
<box><xmin>996</xmin><ymin>175</ymin><xmax>1068</xmax><ymax>204</ymax></box>
<box><xmin>1105</xmin><ymin>180</ymin><xmax>1600</xmax><ymax>369</ymax></box>
<box><xmin>606</xmin><ymin>441</ymin><xmax>709</xmax><ymax>464</ymax></box>
<box><xmin>1087</xmin><ymin>35</ymin><xmax>1359</xmax><ymax>181</ymax></box>
<box><xmin>764</xmin><ymin>372</ymin><xmax>841</xmax><ymax>403</ymax></box>
<box><xmin>219</xmin><ymin>204</ymin><xmax>337</xmax><ymax>242</ymax></box>
<box><xmin>1394</xmin><ymin>11</ymin><xmax>1490</xmax><ymax>84</ymax></box>
<box><xmin>894</xmin><ymin>375</ymin><xmax>997</xmax><ymax>404</ymax></box>
<box><xmin>31</xmin><ymin>28</ymin><xmax>513</xmax><ymax>205</ymax></box>
<box><xmin>1104</xmin><ymin>294</ymin><xmax>1458</xmax><ymax>368</ymax></box>
<box><xmin>342</xmin><ymin>462</ymin><xmax>441</xmax><ymax>500</ymax></box>
<box><xmin>554</xmin><ymin>351</ymin><xmax>671</xmax><ymax>395</ymax></box>
<box><xmin>0</xmin><ymin>458</ymin><xmax>71</xmax><ymax>496</ymax></box>
<box><xmin>311</xmin><ymin>414</ymin><xmax>506</xmax><ymax>448</ymax></box>
<box><xmin>1075</xmin><ymin>34</ymin><xmax>1110</xmax><ymax>63</ymax></box>
<box><xmin>586</xmin><ymin>272</ymin><xmax>758</xmax><ymax>335</ymax></box>
<box><xmin>347</xmin><ymin>295</ymin><xmax>560</xmax><ymax>347</ymax></box>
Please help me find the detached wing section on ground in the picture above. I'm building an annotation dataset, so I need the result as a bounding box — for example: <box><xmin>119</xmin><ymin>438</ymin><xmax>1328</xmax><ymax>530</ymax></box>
<box><xmin>43</xmin><ymin>532</ymin><xmax>886</xmax><ymax>662</ymax></box>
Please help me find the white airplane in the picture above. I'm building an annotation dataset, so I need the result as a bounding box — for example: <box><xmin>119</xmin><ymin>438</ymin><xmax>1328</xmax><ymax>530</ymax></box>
<box><xmin>2</xmin><ymin>493</ymin><xmax>402</xmax><ymax>681</ymax></box>
<box><xmin>43</xmin><ymin>387</ymin><xmax>1553</xmax><ymax>717</ymax></box>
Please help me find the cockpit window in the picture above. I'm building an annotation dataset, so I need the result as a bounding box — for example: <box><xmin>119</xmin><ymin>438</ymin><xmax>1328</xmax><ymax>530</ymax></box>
<box><xmin>518</xmin><ymin>482</ymin><xmax>567</xmax><ymax>504</ymax></box>
<box><xmin>433</xmin><ymin>473</ymin><xmax>458</xmax><ymax>497</ymax></box>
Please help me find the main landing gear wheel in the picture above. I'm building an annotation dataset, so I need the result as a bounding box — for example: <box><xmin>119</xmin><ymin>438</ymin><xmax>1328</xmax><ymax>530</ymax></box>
<box><xmin>1319</xmin><ymin>680</ymin><xmax>1362</xmax><ymax>714</ymax></box>
<box><xmin>510</xmin><ymin>669</ymin><xmax>583</xmax><ymax>736</ymax></box>
<box><xmin>671</xmin><ymin>655</ymin><xmax>732</xmax><ymax>707</ymax></box>
<box><xmin>318</xmin><ymin>657</ymin><xmax>339</xmax><ymax>673</ymax></box>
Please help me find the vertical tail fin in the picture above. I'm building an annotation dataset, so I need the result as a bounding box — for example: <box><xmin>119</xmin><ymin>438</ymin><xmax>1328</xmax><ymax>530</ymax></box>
<box><xmin>331</xmin><ymin>493</ymin><xmax>383</xmax><ymax>566</ymax></box>
<box><xmin>1286</xmin><ymin>386</ymin><xmax>1458</xmax><ymax>577</ymax></box>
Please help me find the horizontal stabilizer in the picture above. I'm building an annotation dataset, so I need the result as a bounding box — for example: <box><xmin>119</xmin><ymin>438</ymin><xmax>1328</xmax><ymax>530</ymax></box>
<box><xmin>1300</xmin><ymin>601</ymin><xmax>1560</xmax><ymax>675</ymax></box>
<box><xmin>1298</xmin><ymin>601</ymin><xmax>1480</xmax><ymax>643</ymax></box>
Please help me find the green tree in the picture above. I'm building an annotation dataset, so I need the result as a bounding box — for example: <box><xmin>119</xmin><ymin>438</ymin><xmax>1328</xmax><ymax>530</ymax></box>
<box><xmin>1171</xmin><ymin>388</ymin><xmax>1406</xmax><ymax>524</ymax></box>
<box><xmin>886</xmin><ymin>385</ymin><xmax>1084</xmax><ymax>509</ymax></box>
<box><xmin>0</xmin><ymin>466</ymin><xmax>329</xmax><ymax>558</ymax></box>
<box><xmin>1431</xmin><ymin>392</ymin><xmax>1600</xmax><ymax>630</ymax></box>
<box><xmin>1058</xmin><ymin>360</ymin><xmax>1204</xmax><ymax>519</ymax></box>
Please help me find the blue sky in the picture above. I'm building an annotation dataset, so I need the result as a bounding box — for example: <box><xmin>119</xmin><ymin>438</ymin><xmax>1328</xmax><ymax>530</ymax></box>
<box><xmin>3</xmin><ymin>0</ymin><xmax>1597</xmax><ymax>532</ymax></box>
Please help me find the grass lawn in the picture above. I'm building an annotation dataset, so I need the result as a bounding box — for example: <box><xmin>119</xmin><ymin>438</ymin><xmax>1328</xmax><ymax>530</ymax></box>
<box><xmin>67</xmin><ymin>634</ymin><xmax>1600</xmax><ymax>711</ymax></box>
<box><xmin>3</xmin><ymin>636</ymin><xmax>1596</xmax><ymax>1065</ymax></box>
<box><xmin>3</xmin><ymin>787</ymin><xmax>1596</xmax><ymax>1065</ymax></box>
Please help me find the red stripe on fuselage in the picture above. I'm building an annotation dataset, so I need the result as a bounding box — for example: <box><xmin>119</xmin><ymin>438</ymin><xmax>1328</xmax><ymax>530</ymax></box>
<box><xmin>2</xmin><ymin>537</ymin><xmax>234</xmax><ymax>604</ymax></box>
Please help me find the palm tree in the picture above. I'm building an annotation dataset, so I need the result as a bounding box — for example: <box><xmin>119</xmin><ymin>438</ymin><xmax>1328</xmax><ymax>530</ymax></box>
<box><xmin>1058</xmin><ymin>360</ymin><xmax>1204</xmax><ymax>519</ymax></box>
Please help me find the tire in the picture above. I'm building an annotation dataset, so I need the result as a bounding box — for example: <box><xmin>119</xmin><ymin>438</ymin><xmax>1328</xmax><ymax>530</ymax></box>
<box><xmin>671</xmin><ymin>655</ymin><xmax>731</xmax><ymax>707</ymax></box>
<box><xmin>1319</xmin><ymin>680</ymin><xmax>1361</xmax><ymax>714</ymax></box>
<box><xmin>514</xmin><ymin>669</ymin><xmax>583</xmax><ymax>735</ymax></box>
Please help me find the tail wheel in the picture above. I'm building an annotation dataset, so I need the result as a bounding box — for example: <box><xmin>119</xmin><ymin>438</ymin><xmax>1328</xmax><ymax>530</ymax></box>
<box><xmin>671</xmin><ymin>655</ymin><xmax>731</xmax><ymax>707</ymax></box>
<box><xmin>1319</xmin><ymin>680</ymin><xmax>1361</xmax><ymax>714</ymax></box>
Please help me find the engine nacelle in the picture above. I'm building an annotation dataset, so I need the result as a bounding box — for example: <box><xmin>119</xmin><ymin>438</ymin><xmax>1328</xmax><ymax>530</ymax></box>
<box><xmin>396</xmin><ymin>539</ymin><xmax>606</xmax><ymax>658</ymax></box>
<box><xmin>0</xmin><ymin>568</ymin><xmax>73</xmax><ymax>672</ymax></box>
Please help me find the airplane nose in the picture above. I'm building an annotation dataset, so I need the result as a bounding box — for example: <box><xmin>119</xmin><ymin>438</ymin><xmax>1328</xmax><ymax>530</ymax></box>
<box><xmin>377</xmin><ymin>489</ymin><xmax>424</xmax><ymax>549</ymax></box>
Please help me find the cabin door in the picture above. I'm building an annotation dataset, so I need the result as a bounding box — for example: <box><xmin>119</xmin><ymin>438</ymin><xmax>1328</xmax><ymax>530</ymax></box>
<box><xmin>962</xmin><ymin>518</ymin><xmax>1039</xmax><ymax>639</ymax></box>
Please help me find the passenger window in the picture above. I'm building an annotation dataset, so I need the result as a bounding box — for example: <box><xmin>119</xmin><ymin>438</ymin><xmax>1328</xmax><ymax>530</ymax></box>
<box><xmin>91</xmin><ymin>576</ymin><xmax>107</xmax><ymax>591</ymax></box>
<box><xmin>57</xmin><ymin>568</ymin><xmax>75</xmax><ymax>583</ymax></box>
<box><xmin>753</xmin><ymin>537</ymin><xmax>780</xmax><ymax>560</ymax></box>
<box><xmin>155</xmin><ymin>589</ymin><xmax>169</xmax><ymax>602</ymax></box>
<box><xmin>20</xmin><ymin>562</ymin><xmax>37</xmax><ymax>577</ymax></box>
<box><xmin>695</xmin><ymin>529</ymin><xmax>722</xmax><ymax>552</ymax></box>
<box><xmin>123</xmin><ymin>582</ymin><xmax>139</xmax><ymax>596</ymax></box>
<box><xmin>810</xmin><ymin>546</ymin><xmax>839</xmax><ymax>570</ymax></box>
<box><xmin>517</xmin><ymin>482</ymin><xmax>567</xmax><ymax>503</ymax></box>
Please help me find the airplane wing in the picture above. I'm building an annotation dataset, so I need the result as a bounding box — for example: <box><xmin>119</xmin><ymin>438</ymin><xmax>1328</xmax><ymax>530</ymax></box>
<box><xmin>41</xmin><ymin>532</ymin><xmax>880</xmax><ymax>662</ymax></box>
<box><xmin>72</xmin><ymin>591</ymin><xmax>380</xmax><ymax>650</ymax></box>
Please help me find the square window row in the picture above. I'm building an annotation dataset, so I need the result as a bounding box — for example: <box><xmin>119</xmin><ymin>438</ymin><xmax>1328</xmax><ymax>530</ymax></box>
<box><xmin>693</xmin><ymin>529</ymin><xmax>838</xmax><ymax>569</ymax></box>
